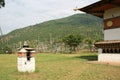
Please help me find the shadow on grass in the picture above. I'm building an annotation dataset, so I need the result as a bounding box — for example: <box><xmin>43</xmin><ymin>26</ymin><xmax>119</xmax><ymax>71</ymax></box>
<box><xmin>74</xmin><ymin>55</ymin><xmax>98</xmax><ymax>61</ymax></box>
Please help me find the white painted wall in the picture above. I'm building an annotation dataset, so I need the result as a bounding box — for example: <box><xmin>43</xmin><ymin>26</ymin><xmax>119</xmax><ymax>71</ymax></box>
<box><xmin>18</xmin><ymin>57</ymin><xmax>27</xmax><ymax>72</ymax></box>
<box><xmin>104</xmin><ymin>28</ymin><xmax>120</xmax><ymax>40</ymax></box>
<box><xmin>18</xmin><ymin>57</ymin><xmax>35</xmax><ymax>72</ymax></box>
<box><xmin>98</xmin><ymin>54</ymin><xmax>120</xmax><ymax>62</ymax></box>
<box><xmin>104</xmin><ymin>7</ymin><xmax>120</xmax><ymax>19</ymax></box>
<box><xmin>26</xmin><ymin>58</ymin><xmax>35</xmax><ymax>73</ymax></box>
<box><xmin>98</xmin><ymin>48</ymin><xmax>102</xmax><ymax>54</ymax></box>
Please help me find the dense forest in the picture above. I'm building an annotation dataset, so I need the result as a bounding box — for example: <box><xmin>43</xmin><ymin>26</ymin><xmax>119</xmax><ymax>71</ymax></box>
<box><xmin>0</xmin><ymin>14</ymin><xmax>103</xmax><ymax>53</ymax></box>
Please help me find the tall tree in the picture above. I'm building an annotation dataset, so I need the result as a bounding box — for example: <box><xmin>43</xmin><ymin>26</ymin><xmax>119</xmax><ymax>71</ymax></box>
<box><xmin>0</xmin><ymin>0</ymin><xmax>5</xmax><ymax>8</ymax></box>
<box><xmin>84</xmin><ymin>38</ymin><xmax>93</xmax><ymax>52</ymax></box>
<box><xmin>63</xmin><ymin>34</ymin><xmax>82</xmax><ymax>53</ymax></box>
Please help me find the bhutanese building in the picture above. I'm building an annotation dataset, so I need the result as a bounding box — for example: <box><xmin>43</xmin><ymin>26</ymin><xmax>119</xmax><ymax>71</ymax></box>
<box><xmin>77</xmin><ymin>0</ymin><xmax>120</xmax><ymax>62</ymax></box>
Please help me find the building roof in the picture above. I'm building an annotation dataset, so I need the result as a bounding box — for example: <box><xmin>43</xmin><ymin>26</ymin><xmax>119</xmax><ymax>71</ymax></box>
<box><xmin>0</xmin><ymin>0</ymin><xmax>5</xmax><ymax>8</ymax></box>
<box><xmin>78</xmin><ymin>0</ymin><xmax>120</xmax><ymax>18</ymax></box>
<box><xmin>18</xmin><ymin>48</ymin><xmax>27</xmax><ymax>53</ymax></box>
<box><xmin>95</xmin><ymin>40</ymin><xmax>120</xmax><ymax>45</ymax></box>
<box><xmin>25</xmin><ymin>48</ymin><xmax>35</xmax><ymax>51</ymax></box>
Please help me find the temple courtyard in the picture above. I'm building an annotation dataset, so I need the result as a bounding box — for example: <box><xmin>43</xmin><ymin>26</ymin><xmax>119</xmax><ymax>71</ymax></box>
<box><xmin>0</xmin><ymin>53</ymin><xmax>120</xmax><ymax>80</ymax></box>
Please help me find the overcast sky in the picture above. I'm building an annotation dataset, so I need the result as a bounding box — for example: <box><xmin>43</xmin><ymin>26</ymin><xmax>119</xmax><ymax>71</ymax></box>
<box><xmin>0</xmin><ymin>0</ymin><xmax>99</xmax><ymax>34</ymax></box>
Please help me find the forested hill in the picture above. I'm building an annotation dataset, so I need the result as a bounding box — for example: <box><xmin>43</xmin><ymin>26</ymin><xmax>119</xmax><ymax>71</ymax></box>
<box><xmin>0</xmin><ymin>14</ymin><xmax>103</xmax><ymax>53</ymax></box>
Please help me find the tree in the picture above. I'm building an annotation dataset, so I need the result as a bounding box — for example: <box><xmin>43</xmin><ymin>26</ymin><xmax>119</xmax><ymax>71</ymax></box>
<box><xmin>0</xmin><ymin>0</ymin><xmax>5</xmax><ymax>8</ymax></box>
<box><xmin>84</xmin><ymin>38</ymin><xmax>93</xmax><ymax>52</ymax></box>
<box><xmin>63</xmin><ymin>34</ymin><xmax>82</xmax><ymax>53</ymax></box>
<box><xmin>3</xmin><ymin>45</ymin><xmax>12</xmax><ymax>54</ymax></box>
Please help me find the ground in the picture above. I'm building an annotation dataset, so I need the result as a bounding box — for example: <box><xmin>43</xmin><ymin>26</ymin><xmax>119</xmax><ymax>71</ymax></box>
<box><xmin>0</xmin><ymin>53</ymin><xmax>120</xmax><ymax>80</ymax></box>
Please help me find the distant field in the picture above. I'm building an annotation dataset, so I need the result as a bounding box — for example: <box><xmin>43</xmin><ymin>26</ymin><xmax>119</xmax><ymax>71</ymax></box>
<box><xmin>0</xmin><ymin>53</ymin><xmax>120</xmax><ymax>80</ymax></box>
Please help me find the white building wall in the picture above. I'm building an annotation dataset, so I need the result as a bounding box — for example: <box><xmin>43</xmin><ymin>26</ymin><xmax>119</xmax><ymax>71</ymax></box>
<box><xmin>18</xmin><ymin>57</ymin><xmax>27</xmax><ymax>72</ymax></box>
<box><xmin>104</xmin><ymin>7</ymin><xmax>120</xmax><ymax>19</ymax></box>
<box><xmin>26</xmin><ymin>57</ymin><xmax>35</xmax><ymax>73</ymax></box>
<box><xmin>98</xmin><ymin>54</ymin><xmax>120</xmax><ymax>62</ymax></box>
<box><xmin>18</xmin><ymin>57</ymin><xmax>35</xmax><ymax>72</ymax></box>
<box><xmin>104</xmin><ymin>7</ymin><xmax>120</xmax><ymax>40</ymax></box>
<box><xmin>98</xmin><ymin>6</ymin><xmax>120</xmax><ymax>62</ymax></box>
<box><xmin>104</xmin><ymin>28</ymin><xmax>120</xmax><ymax>40</ymax></box>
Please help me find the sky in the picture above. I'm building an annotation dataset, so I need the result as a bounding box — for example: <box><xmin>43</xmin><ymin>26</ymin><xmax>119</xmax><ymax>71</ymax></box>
<box><xmin>0</xmin><ymin>0</ymin><xmax>100</xmax><ymax>34</ymax></box>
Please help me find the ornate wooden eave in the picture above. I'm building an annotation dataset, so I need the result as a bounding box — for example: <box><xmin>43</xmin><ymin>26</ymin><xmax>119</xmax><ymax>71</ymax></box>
<box><xmin>95</xmin><ymin>40</ymin><xmax>120</xmax><ymax>48</ymax></box>
<box><xmin>77</xmin><ymin>0</ymin><xmax>120</xmax><ymax>18</ymax></box>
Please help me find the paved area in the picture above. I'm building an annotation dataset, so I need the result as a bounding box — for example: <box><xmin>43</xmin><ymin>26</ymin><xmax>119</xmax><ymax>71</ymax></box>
<box><xmin>87</xmin><ymin>61</ymin><xmax>120</xmax><ymax>66</ymax></box>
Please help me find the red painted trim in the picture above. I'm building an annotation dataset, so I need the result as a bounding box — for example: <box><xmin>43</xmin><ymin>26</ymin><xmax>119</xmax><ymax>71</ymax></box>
<box><xmin>104</xmin><ymin>16</ymin><xmax>120</xmax><ymax>30</ymax></box>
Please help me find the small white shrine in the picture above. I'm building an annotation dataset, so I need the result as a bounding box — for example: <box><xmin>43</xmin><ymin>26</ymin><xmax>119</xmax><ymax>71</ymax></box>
<box><xmin>17</xmin><ymin>42</ymin><xmax>35</xmax><ymax>72</ymax></box>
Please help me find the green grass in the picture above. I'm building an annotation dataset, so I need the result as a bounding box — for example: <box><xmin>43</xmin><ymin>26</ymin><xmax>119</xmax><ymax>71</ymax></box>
<box><xmin>0</xmin><ymin>53</ymin><xmax>120</xmax><ymax>80</ymax></box>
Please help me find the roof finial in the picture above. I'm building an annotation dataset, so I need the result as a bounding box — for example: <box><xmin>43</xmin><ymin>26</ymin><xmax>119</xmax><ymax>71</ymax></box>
<box><xmin>73</xmin><ymin>6</ymin><xmax>79</xmax><ymax>11</ymax></box>
<box><xmin>23</xmin><ymin>41</ymin><xmax>29</xmax><ymax>48</ymax></box>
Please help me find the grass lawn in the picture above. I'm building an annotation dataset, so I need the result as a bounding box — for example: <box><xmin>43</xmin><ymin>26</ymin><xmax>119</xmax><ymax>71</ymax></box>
<box><xmin>0</xmin><ymin>53</ymin><xmax>120</xmax><ymax>80</ymax></box>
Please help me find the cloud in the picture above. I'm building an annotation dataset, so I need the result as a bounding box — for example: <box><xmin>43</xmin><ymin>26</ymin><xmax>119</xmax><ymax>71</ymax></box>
<box><xmin>0</xmin><ymin>0</ymin><xmax>100</xmax><ymax>34</ymax></box>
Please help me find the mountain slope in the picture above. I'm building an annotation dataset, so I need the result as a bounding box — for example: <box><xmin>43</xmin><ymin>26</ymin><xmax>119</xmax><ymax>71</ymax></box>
<box><xmin>0</xmin><ymin>14</ymin><xmax>103</xmax><ymax>53</ymax></box>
